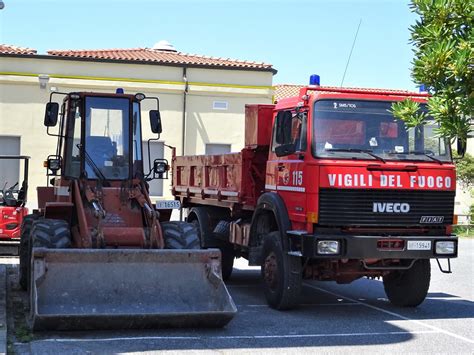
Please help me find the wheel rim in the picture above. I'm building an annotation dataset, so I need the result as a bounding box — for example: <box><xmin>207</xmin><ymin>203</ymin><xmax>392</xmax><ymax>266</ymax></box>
<box><xmin>264</xmin><ymin>252</ymin><xmax>278</xmax><ymax>291</ymax></box>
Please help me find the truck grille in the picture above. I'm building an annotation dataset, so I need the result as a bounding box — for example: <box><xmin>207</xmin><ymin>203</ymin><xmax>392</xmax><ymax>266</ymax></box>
<box><xmin>318</xmin><ymin>189</ymin><xmax>454</xmax><ymax>226</ymax></box>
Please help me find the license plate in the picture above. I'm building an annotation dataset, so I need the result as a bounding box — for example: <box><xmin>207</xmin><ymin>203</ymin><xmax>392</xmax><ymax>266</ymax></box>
<box><xmin>407</xmin><ymin>240</ymin><xmax>431</xmax><ymax>250</ymax></box>
<box><xmin>155</xmin><ymin>200</ymin><xmax>181</xmax><ymax>209</ymax></box>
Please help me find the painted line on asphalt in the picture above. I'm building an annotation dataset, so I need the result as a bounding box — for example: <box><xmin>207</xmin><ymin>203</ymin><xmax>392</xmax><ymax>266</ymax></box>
<box><xmin>28</xmin><ymin>330</ymin><xmax>439</xmax><ymax>344</ymax></box>
<box><xmin>239</xmin><ymin>303</ymin><xmax>360</xmax><ymax>307</ymax></box>
<box><xmin>303</xmin><ymin>283</ymin><xmax>474</xmax><ymax>345</ymax></box>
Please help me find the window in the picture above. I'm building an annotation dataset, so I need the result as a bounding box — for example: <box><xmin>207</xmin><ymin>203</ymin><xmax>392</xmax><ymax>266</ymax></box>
<box><xmin>0</xmin><ymin>136</ymin><xmax>20</xmax><ymax>191</ymax></box>
<box><xmin>271</xmin><ymin>110</ymin><xmax>307</xmax><ymax>153</ymax></box>
<box><xmin>132</xmin><ymin>102</ymin><xmax>143</xmax><ymax>178</ymax></box>
<box><xmin>205</xmin><ymin>144</ymin><xmax>231</xmax><ymax>155</ymax></box>
<box><xmin>84</xmin><ymin>97</ymin><xmax>130</xmax><ymax>180</ymax></box>
<box><xmin>213</xmin><ymin>101</ymin><xmax>228</xmax><ymax>110</ymax></box>
<box><xmin>313</xmin><ymin>100</ymin><xmax>451</xmax><ymax>162</ymax></box>
<box><xmin>64</xmin><ymin>99</ymin><xmax>82</xmax><ymax>178</ymax></box>
<box><xmin>143</xmin><ymin>141</ymin><xmax>164</xmax><ymax>196</ymax></box>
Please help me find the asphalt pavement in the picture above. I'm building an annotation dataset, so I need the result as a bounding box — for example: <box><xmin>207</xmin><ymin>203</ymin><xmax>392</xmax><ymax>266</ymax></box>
<box><xmin>3</xmin><ymin>239</ymin><xmax>473</xmax><ymax>354</ymax></box>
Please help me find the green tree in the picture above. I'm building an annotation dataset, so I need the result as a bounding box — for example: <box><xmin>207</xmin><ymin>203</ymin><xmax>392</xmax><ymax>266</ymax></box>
<box><xmin>392</xmin><ymin>0</ymin><xmax>473</xmax><ymax>154</ymax></box>
<box><xmin>455</xmin><ymin>152</ymin><xmax>474</xmax><ymax>188</ymax></box>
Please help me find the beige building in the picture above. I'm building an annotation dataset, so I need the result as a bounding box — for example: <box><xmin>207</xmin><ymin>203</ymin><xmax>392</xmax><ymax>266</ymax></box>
<box><xmin>0</xmin><ymin>42</ymin><xmax>275</xmax><ymax>208</ymax></box>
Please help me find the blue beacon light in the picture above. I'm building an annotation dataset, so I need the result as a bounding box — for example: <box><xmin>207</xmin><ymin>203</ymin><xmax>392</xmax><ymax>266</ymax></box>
<box><xmin>309</xmin><ymin>74</ymin><xmax>320</xmax><ymax>86</ymax></box>
<box><xmin>116</xmin><ymin>88</ymin><xmax>124</xmax><ymax>94</ymax></box>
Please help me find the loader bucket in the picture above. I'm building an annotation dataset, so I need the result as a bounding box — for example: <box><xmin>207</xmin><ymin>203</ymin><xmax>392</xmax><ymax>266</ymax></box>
<box><xmin>29</xmin><ymin>248</ymin><xmax>237</xmax><ymax>331</ymax></box>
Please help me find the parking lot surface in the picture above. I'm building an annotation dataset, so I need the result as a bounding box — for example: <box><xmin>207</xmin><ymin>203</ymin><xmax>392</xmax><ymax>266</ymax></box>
<box><xmin>3</xmin><ymin>238</ymin><xmax>473</xmax><ymax>354</ymax></box>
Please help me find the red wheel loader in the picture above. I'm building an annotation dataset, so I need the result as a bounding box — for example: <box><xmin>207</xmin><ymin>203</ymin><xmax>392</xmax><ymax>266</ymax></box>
<box><xmin>19</xmin><ymin>90</ymin><xmax>236</xmax><ymax>331</ymax></box>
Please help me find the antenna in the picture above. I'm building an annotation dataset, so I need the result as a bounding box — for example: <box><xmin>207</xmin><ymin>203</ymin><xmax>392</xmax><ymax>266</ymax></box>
<box><xmin>340</xmin><ymin>19</ymin><xmax>362</xmax><ymax>87</ymax></box>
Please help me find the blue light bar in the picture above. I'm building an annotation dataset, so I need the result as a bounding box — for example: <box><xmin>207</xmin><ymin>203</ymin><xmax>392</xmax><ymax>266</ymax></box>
<box><xmin>419</xmin><ymin>84</ymin><xmax>426</xmax><ymax>92</ymax></box>
<box><xmin>116</xmin><ymin>88</ymin><xmax>124</xmax><ymax>94</ymax></box>
<box><xmin>309</xmin><ymin>74</ymin><xmax>320</xmax><ymax>86</ymax></box>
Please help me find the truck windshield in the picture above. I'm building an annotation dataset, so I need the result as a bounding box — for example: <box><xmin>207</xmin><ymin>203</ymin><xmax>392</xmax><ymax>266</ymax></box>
<box><xmin>84</xmin><ymin>97</ymin><xmax>130</xmax><ymax>180</ymax></box>
<box><xmin>312</xmin><ymin>100</ymin><xmax>451</xmax><ymax>162</ymax></box>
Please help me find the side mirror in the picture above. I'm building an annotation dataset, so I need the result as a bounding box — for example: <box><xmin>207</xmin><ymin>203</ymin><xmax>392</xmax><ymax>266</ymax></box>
<box><xmin>275</xmin><ymin>111</ymin><xmax>292</xmax><ymax>144</ymax></box>
<box><xmin>275</xmin><ymin>143</ymin><xmax>296</xmax><ymax>157</ymax></box>
<box><xmin>44</xmin><ymin>102</ymin><xmax>59</xmax><ymax>127</ymax></box>
<box><xmin>150</xmin><ymin>110</ymin><xmax>162</xmax><ymax>134</ymax></box>
<box><xmin>457</xmin><ymin>138</ymin><xmax>466</xmax><ymax>158</ymax></box>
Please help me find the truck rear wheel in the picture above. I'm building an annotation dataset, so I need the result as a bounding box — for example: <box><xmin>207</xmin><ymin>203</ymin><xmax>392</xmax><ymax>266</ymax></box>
<box><xmin>383</xmin><ymin>259</ymin><xmax>431</xmax><ymax>307</ymax></box>
<box><xmin>261</xmin><ymin>231</ymin><xmax>302</xmax><ymax>310</ymax></box>
<box><xmin>19</xmin><ymin>214</ymin><xmax>41</xmax><ymax>291</ymax></box>
<box><xmin>212</xmin><ymin>221</ymin><xmax>234</xmax><ymax>281</ymax></box>
<box><xmin>161</xmin><ymin>221</ymin><xmax>200</xmax><ymax>249</ymax></box>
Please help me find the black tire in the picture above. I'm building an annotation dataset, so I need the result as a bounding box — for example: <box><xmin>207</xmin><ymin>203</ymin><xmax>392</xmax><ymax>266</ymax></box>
<box><xmin>383</xmin><ymin>259</ymin><xmax>431</xmax><ymax>307</ymax></box>
<box><xmin>220</xmin><ymin>245</ymin><xmax>235</xmax><ymax>281</ymax></box>
<box><xmin>188</xmin><ymin>207</ymin><xmax>213</xmax><ymax>248</ymax></box>
<box><xmin>213</xmin><ymin>220</ymin><xmax>230</xmax><ymax>239</ymax></box>
<box><xmin>31</xmin><ymin>219</ymin><xmax>72</xmax><ymax>249</ymax></box>
<box><xmin>261</xmin><ymin>231</ymin><xmax>302</xmax><ymax>310</ymax></box>
<box><xmin>161</xmin><ymin>221</ymin><xmax>200</xmax><ymax>249</ymax></box>
<box><xmin>19</xmin><ymin>214</ymin><xmax>41</xmax><ymax>291</ymax></box>
<box><xmin>211</xmin><ymin>220</ymin><xmax>234</xmax><ymax>280</ymax></box>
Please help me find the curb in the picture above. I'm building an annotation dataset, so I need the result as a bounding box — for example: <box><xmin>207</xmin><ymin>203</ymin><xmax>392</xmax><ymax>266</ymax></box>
<box><xmin>0</xmin><ymin>265</ymin><xmax>7</xmax><ymax>355</ymax></box>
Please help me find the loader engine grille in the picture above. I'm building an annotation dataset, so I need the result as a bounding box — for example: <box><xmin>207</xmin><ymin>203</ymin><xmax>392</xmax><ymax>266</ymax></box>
<box><xmin>318</xmin><ymin>188</ymin><xmax>455</xmax><ymax>226</ymax></box>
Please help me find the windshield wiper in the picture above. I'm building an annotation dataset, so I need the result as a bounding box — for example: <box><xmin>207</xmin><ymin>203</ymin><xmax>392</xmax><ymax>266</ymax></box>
<box><xmin>325</xmin><ymin>148</ymin><xmax>386</xmax><ymax>163</ymax></box>
<box><xmin>407</xmin><ymin>151</ymin><xmax>443</xmax><ymax>164</ymax></box>
<box><xmin>385</xmin><ymin>150</ymin><xmax>443</xmax><ymax>164</ymax></box>
<box><xmin>77</xmin><ymin>144</ymin><xmax>111</xmax><ymax>186</ymax></box>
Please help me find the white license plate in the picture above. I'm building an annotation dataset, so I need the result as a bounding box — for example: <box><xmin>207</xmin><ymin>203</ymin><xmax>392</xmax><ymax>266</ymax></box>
<box><xmin>407</xmin><ymin>240</ymin><xmax>431</xmax><ymax>250</ymax></box>
<box><xmin>155</xmin><ymin>200</ymin><xmax>181</xmax><ymax>209</ymax></box>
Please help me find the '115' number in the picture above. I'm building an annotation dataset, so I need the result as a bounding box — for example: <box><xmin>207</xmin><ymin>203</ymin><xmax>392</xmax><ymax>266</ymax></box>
<box><xmin>292</xmin><ymin>171</ymin><xmax>303</xmax><ymax>186</ymax></box>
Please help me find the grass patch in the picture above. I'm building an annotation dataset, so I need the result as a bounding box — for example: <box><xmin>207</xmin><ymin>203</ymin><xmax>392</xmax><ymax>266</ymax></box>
<box><xmin>453</xmin><ymin>225</ymin><xmax>474</xmax><ymax>237</ymax></box>
<box><xmin>14</xmin><ymin>323</ymin><xmax>33</xmax><ymax>343</ymax></box>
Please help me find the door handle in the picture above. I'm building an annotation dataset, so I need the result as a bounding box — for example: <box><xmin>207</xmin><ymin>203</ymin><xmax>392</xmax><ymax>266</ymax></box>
<box><xmin>277</xmin><ymin>164</ymin><xmax>285</xmax><ymax>171</ymax></box>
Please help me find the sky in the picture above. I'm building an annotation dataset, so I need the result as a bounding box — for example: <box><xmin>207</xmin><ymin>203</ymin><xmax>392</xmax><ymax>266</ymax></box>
<box><xmin>0</xmin><ymin>0</ymin><xmax>420</xmax><ymax>90</ymax></box>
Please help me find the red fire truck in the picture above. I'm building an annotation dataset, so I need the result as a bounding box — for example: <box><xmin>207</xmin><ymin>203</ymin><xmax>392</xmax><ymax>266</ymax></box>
<box><xmin>171</xmin><ymin>76</ymin><xmax>457</xmax><ymax>309</ymax></box>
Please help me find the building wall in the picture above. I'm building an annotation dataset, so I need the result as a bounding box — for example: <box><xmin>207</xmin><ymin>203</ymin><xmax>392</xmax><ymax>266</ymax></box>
<box><xmin>0</xmin><ymin>56</ymin><xmax>274</xmax><ymax>208</ymax></box>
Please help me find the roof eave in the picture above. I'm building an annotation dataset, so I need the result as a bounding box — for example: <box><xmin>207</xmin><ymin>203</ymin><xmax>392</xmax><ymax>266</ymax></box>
<box><xmin>0</xmin><ymin>53</ymin><xmax>278</xmax><ymax>75</ymax></box>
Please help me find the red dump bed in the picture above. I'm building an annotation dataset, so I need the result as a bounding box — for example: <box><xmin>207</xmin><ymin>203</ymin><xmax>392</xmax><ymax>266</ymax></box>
<box><xmin>172</xmin><ymin>147</ymin><xmax>268</xmax><ymax>210</ymax></box>
<box><xmin>172</xmin><ymin>104</ymin><xmax>274</xmax><ymax>210</ymax></box>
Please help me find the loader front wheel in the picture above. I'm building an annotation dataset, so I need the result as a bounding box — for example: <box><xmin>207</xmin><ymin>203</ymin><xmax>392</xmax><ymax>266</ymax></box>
<box><xmin>383</xmin><ymin>259</ymin><xmax>431</xmax><ymax>307</ymax></box>
<box><xmin>161</xmin><ymin>221</ymin><xmax>200</xmax><ymax>249</ymax></box>
<box><xmin>32</xmin><ymin>219</ymin><xmax>72</xmax><ymax>249</ymax></box>
<box><xmin>261</xmin><ymin>231</ymin><xmax>302</xmax><ymax>310</ymax></box>
<box><xmin>19</xmin><ymin>214</ymin><xmax>41</xmax><ymax>291</ymax></box>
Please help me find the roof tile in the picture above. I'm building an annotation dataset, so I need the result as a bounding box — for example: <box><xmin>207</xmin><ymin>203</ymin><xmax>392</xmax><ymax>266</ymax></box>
<box><xmin>46</xmin><ymin>47</ymin><xmax>274</xmax><ymax>70</ymax></box>
<box><xmin>0</xmin><ymin>44</ymin><xmax>37</xmax><ymax>55</ymax></box>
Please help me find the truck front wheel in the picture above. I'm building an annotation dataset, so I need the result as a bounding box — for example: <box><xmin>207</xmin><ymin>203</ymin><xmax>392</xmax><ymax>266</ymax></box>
<box><xmin>261</xmin><ymin>231</ymin><xmax>302</xmax><ymax>310</ymax></box>
<box><xmin>383</xmin><ymin>259</ymin><xmax>431</xmax><ymax>307</ymax></box>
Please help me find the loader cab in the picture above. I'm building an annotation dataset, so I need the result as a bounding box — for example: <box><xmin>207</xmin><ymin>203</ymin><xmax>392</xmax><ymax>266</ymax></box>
<box><xmin>44</xmin><ymin>91</ymin><xmax>163</xmax><ymax>183</ymax></box>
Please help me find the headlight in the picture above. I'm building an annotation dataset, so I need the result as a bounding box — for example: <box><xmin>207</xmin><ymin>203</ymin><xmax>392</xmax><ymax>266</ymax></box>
<box><xmin>317</xmin><ymin>240</ymin><xmax>340</xmax><ymax>255</ymax></box>
<box><xmin>435</xmin><ymin>241</ymin><xmax>456</xmax><ymax>255</ymax></box>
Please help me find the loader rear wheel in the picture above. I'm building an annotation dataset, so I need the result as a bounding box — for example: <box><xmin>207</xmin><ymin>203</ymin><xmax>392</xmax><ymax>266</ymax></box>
<box><xmin>261</xmin><ymin>231</ymin><xmax>302</xmax><ymax>310</ymax></box>
<box><xmin>383</xmin><ymin>259</ymin><xmax>431</xmax><ymax>307</ymax></box>
<box><xmin>32</xmin><ymin>219</ymin><xmax>72</xmax><ymax>249</ymax></box>
<box><xmin>161</xmin><ymin>221</ymin><xmax>200</xmax><ymax>249</ymax></box>
<box><xmin>19</xmin><ymin>214</ymin><xmax>41</xmax><ymax>291</ymax></box>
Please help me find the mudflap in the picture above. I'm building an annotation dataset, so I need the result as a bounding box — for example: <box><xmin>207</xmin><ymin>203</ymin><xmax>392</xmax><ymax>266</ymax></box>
<box><xmin>29</xmin><ymin>248</ymin><xmax>237</xmax><ymax>331</ymax></box>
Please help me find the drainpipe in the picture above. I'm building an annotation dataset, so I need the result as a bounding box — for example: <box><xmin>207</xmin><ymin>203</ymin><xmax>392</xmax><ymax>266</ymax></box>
<box><xmin>181</xmin><ymin>67</ymin><xmax>189</xmax><ymax>155</ymax></box>
<box><xmin>180</xmin><ymin>67</ymin><xmax>188</xmax><ymax>221</ymax></box>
